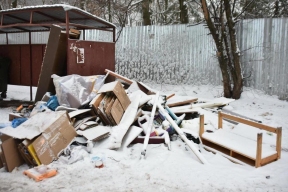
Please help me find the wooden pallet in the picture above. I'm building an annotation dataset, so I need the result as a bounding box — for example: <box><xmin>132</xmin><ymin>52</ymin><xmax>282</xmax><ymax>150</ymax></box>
<box><xmin>199</xmin><ymin>112</ymin><xmax>282</xmax><ymax>168</ymax></box>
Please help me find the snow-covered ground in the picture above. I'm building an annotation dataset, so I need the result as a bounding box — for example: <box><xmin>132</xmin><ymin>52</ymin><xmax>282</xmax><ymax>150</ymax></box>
<box><xmin>0</xmin><ymin>84</ymin><xmax>288</xmax><ymax>192</ymax></box>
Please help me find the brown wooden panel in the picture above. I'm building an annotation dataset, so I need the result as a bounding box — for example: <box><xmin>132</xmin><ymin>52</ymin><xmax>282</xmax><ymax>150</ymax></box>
<box><xmin>67</xmin><ymin>40</ymin><xmax>115</xmax><ymax>77</ymax></box>
<box><xmin>31</xmin><ymin>45</ymin><xmax>44</xmax><ymax>86</ymax></box>
<box><xmin>20</xmin><ymin>45</ymin><xmax>31</xmax><ymax>86</ymax></box>
<box><xmin>35</xmin><ymin>26</ymin><xmax>67</xmax><ymax>101</ymax></box>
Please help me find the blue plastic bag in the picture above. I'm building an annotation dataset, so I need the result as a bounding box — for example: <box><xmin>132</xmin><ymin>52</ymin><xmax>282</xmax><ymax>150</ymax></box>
<box><xmin>46</xmin><ymin>95</ymin><xmax>60</xmax><ymax>111</ymax></box>
<box><xmin>11</xmin><ymin>118</ymin><xmax>27</xmax><ymax>128</ymax></box>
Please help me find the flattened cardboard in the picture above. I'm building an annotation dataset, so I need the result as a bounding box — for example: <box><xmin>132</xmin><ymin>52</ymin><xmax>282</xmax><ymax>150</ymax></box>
<box><xmin>1</xmin><ymin>137</ymin><xmax>25</xmax><ymax>172</ymax></box>
<box><xmin>32</xmin><ymin>113</ymin><xmax>77</xmax><ymax>165</ymax></box>
<box><xmin>0</xmin><ymin>111</ymin><xmax>71</xmax><ymax>140</ymax></box>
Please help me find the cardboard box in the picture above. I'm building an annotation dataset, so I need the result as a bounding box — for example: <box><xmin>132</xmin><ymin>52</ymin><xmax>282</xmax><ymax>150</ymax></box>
<box><xmin>0</xmin><ymin>135</ymin><xmax>25</xmax><ymax>172</ymax></box>
<box><xmin>0</xmin><ymin>111</ymin><xmax>77</xmax><ymax>165</ymax></box>
<box><xmin>31</xmin><ymin>113</ymin><xmax>77</xmax><ymax>165</ymax></box>
<box><xmin>91</xmin><ymin>81</ymin><xmax>131</xmax><ymax>125</ymax></box>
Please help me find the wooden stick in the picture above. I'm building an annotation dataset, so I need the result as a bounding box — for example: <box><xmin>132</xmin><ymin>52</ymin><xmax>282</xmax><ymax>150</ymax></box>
<box><xmin>255</xmin><ymin>133</ymin><xmax>263</xmax><ymax>168</ymax></box>
<box><xmin>167</xmin><ymin>98</ymin><xmax>198</xmax><ymax>107</ymax></box>
<box><xmin>157</xmin><ymin>103</ymin><xmax>208</xmax><ymax>164</ymax></box>
<box><xmin>105</xmin><ymin>69</ymin><xmax>133</xmax><ymax>85</ymax></box>
<box><xmin>221</xmin><ymin>112</ymin><xmax>277</xmax><ymax>133</ymax></box>
<box><xmin>199</xmin><ymin>114</ymin><xmax>204</xmax><ymax>137</ymax></box>
<box><xmin>276</xmin><ymin>127</ymin><xmax>282</xmax><ymax>159</ymax></box>
<box><xmin>218</xmin><ymin>112</ymin><xmax>223</xmax><ymax>129</ymax></box>
<box><xmin>166</xmin><ymin>93</ymin><xmax>175</xmax><ymax>100</ymax></box>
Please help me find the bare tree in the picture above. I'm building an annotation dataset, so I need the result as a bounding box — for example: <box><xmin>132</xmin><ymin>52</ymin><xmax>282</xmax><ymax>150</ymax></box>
<box><xmin>199</xmin><ymin>0</ymin><xmax>255</xmax><ymax>99</ymax></box>
<box><xmin>142</xmin><ymin>0</ymin><xmax>151</xmax><ymax>25</ymax></box>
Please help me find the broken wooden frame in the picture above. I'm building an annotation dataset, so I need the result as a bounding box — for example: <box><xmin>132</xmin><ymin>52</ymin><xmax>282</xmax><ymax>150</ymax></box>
<box><xmin>199</xmin><ymin>112</ymin><xmax>282</xmax><ymax>168</ymax></box>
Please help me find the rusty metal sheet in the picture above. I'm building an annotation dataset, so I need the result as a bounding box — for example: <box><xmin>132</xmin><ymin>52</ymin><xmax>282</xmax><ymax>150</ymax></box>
<box><xmin>7</xmin><ymin>46</ymin><xmax>21</xmax><ymax>85</ymax></box>
<box><xmin>67</xmin><ymin>40</ymin><xmax>115</xmax><ymax>78</ymax></box>
<box><xmin>0</xmin><ymin>44</ymin><xmax>46</xmax><ymax>87</ymax></box>
<box><xmin>20</xmin><ymin>45</ymin><xmax>31</xmax><ymax>86</ymax></box>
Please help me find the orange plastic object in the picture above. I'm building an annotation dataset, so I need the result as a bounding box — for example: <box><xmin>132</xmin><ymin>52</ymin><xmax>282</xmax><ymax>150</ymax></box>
<box><xmin>23</xmin><ymin>168</ymin><xmax>57</xmax><ymax>182</ymax></box>
<box><xmin>16</xmin><ymin>105</ymin><xmax>23</xmax><ymax>112</ymax></box>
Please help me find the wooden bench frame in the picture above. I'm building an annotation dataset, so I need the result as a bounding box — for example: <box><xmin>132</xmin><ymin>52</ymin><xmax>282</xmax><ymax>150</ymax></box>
<box><xmin>199</xmin><ymin>112</ymin><xmax>282</xmax><ymax>168</ymax></box>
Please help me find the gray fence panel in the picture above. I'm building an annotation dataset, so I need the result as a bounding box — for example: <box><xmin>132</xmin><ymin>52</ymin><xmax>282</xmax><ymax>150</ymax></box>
<box><xmin>0</xmin><ymin>18</ymin><xmax>287</xmax><ymax>99</ymax></box>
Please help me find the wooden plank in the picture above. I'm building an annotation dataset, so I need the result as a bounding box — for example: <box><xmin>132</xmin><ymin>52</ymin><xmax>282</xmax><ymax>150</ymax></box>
<box><xmin>255</xmin><ymin>133</ymin><xmax>263</xmax><ymax>168</ymax></box>
<box><xmin>276</xmin><ymin>127</ymin><xmax>282</xmax><ymax>159</ymax></box>
<box><xmin>218</xmin><ymin>112</ymin><xmax>223</xmax><ymax>129</ymax></box>
<box><xmin>221</xmin><ymin>112</ymin><xmax>277</xmax><ymax>133</ymax></box>
<box><xmin>230</xmin><ymin>150</ymin><xmax>237</xmax><ymax>157</ymax></box>
<box><xmin>199</xmin><ymin>114</ymin><xmax>204</xmax><ymax>137</ymax></box>
<box><xmin>167</xmin><ymin>98</ymin><xmax>198</xmax><ymax>107</ymax></box>
<box><xmin>203</xmin><ymin>145</ymin><xmax>246</xmax><ymax>166</ymax></box>
<box><xmin>105</xmin><ymin>69</ymin><xmax>133</xmax><ymax>85</ymax></box>
<box><xmin>261</xmin><ymin>153</ymin><xmax>278</xmax><ymax>166</ymax></box>
<box><xmin>202</xmin><ymin>138</ymin><xmax>256</xmax><ymax>161</ymax></box>
<box><xmin>166</xmin><ymin>93</ymin><xmax>175</xmax><ymax>100</ymax></box>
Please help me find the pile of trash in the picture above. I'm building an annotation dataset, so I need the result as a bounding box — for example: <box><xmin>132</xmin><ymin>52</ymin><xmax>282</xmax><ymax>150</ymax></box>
<box><xmin>0</xmin><ymin>69</ymin><xmax>237</xmax><ymax>181</ymax></box>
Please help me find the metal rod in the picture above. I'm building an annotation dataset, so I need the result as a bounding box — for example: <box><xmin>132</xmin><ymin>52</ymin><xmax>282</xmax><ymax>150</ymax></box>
<box><xmin>113</xmin><ymin>27</ymin><xmax>116</xmax><ymax>42</ymax></box>
<box><xmin>29</xmin><ymin>32</ymin><xmax>32</xmax><ymax>101</ymax></box>
<box><xmin>83</xmin><ymin>29</ymin><xmax>85</xmax><ymax>40</ymax></box>
<box><xmin>141</xmin><ymin>92</ymin><xmax>159</xmax><ymax>158</ymax></box>
<box><xmin>157</xmin><ymin>103</ymin><xmax>208</xmax><ymax>164</ymax></box>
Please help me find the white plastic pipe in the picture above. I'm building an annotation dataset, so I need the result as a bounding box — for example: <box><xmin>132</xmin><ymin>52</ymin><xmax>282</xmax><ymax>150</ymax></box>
<box><xmin>157</xmin><ymin>103</ymin><xmax>208</xmax><ymax>164</ymax></box>
<box><xmin>141</xmin><ymin>92</ymin><xmax>159</xmax><ymax>157</ymax></box>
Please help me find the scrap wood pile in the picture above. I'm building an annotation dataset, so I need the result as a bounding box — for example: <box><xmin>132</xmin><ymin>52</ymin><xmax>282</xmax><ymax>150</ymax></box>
<box><xmin>0</xmin><ymin>69</ymin><xmax>282</xmax><ymax>180</ymax></box>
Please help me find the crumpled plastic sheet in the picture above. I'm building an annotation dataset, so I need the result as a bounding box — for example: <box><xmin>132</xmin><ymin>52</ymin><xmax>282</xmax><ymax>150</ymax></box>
<box><xmin>52</xmin><ymin>74</ymin><xmax>105</xmax><ymax>108</ymax></box>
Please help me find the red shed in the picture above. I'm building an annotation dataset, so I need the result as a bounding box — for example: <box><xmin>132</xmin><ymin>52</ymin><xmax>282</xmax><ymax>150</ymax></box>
<box><xmin>0</xmin><ymin>4</ymin><xmax>116</xmax><ymax>101</ymax></box>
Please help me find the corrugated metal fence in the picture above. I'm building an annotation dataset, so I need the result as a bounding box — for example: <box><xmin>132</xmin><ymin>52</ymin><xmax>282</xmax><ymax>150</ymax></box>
<box><xmin>1</xmin><ymin>18</ymin><xmax>287</xmax><ymax>99</ymax></box>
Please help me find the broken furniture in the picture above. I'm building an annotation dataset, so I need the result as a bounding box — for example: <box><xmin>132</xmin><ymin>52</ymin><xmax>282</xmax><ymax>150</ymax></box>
<box><xmin>199</xmin><ymin>112</ymin><xmax>282</xmax><ymax>167</ymax></box>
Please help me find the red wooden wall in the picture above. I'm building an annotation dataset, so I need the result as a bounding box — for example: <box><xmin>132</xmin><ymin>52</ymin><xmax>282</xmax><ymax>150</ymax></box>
<box><xmin>0</xmin><ymin>44</ymin><xmax>46</xmax><ymax>86</ymax></box>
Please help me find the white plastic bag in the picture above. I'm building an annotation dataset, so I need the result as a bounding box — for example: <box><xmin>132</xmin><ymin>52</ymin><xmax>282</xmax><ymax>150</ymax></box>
<box><xmin>52</xmin><ymin>74</ymin><xmax>105</xmax><ymax>108</ymax></box>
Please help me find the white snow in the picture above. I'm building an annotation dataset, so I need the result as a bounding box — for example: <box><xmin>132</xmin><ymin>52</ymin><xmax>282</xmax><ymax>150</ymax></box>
<box><xmin>0</xmin><ymin>84</ymin><xmax>288</xmax><ymax>191</ymax></box>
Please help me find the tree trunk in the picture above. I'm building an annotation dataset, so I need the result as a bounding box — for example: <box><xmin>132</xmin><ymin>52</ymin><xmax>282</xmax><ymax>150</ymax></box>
<box><xmin>201</xmin><ymin>0</ymin><xmax>232</xmax><ymax>98</ymax></box>
<box><xmin>142</xmin><ymin>0</ymin><xmax>151</xmax><ymax>25</ymax></box>
<box><xmin>224</xmin><ymin>0</ymin><xmax>243</xmax><ymax>99</ymax></box>
<box><xmin>12</xmin><ymin>0</ymin><xmax>17</xmax><ymax>8</ymax></box>
<box><xmin>179</xmin><ymin>0</ymin><xmax>189</xmax><ymax>24</ymax></box>
<box><xmin>108</xmin><ymin>0</ymin><xmax>112</xmax><ymax>22</ymax></box>
<box><xmin>80</xmin><ymin>0</ymin><xmax>85</xmax><ymax>10</ymax></box>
